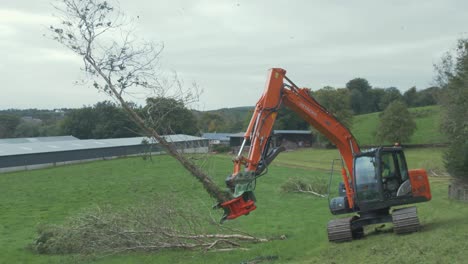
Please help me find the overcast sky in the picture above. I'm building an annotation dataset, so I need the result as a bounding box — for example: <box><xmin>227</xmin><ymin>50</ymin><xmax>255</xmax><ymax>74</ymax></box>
<box><xmin>1</xmin><ymin>0</ymin><xmax>467</xmax><ymax>111</ymax></box>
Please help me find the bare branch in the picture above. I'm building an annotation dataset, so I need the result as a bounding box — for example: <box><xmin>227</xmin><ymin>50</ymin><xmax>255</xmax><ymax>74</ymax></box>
<box><xmin>50</xmin><ymin>0</ymin><xmax>232</xmax><ymax>203</ymax></box>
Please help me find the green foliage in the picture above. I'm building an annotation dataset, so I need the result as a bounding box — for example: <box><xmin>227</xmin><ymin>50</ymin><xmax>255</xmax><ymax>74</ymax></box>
<box><xmin>14</xmin><ymin>121</ymin><xmax>41</xmax><ymax>137</ymax></box>
<box><xmin>379</xmin><ymin>87</ymin><xmax>403</xmax><ymax>110</ymax></box>
<box><xmin>346</xmin><ymin>78</ymin><xmax>372</xmax><ymax>93</ymax></box>
<box><xmin>0</xmin><ymin>114</ymin><xmax>21</xmax><ymax>138</ymax></box>
<box><xmin>62</xmin><ymin>101</ymin><xmax>140</xmax><ymax>139</ymax></box>
<box><xmin>436</xmin><ymin>38</ymin><xmax>468</xmax><ymax>179</ymax></box>
<box><xmin>193</xmin><ymin>107</ymin><xmax>252</xmax><ymax>133</ymax></box>
<box><xmin>274</xmin><ymin>106</ymin><xmax>309</xmax><ymax>130</ymax></box>
<box><xmin>144</xmin><ymin>97</ymin><xmax>198</xmax><ymax>135</ymax></box>
<box><xmin>0</xmin><ymin>109</ymin><xmax>66</xmax><ymax>124</ymax></box>
<box><xmin>61</xmin><ymin>107</ymin><xmax>95</xmax><ymax>139</ymax></box>
<box><xmin>310</xmin><ymin>86</ymin><xmax>353</xmax><ymax>146</ymax></box>
<box><xmin>346</xmin><ymin>78</ymin><xmax>373</xmax><ymax>114</ymax></box>
<box><xmin>0</xmin><ymin>109</ymin><xmax>67</xmax><ymax>138</ymax></box>
<box><xmin>404</xmin><ymin>86</ymin><xmax>440</xmax><ymax>107</ymax></box>
<box><xmin>376</xmin><ymin>101</ymin><xmax>416</xmax><ymax>144</ymax></box>
<box><xmin>199</xmin><ymin>113</ymin><xmax>226</xmax><ymax>132</ymax></box>
<box><xmin>352</xmin><ymin>105</ymin><xmax>444</xmax><ymax>145</ymax></box>
<box><xmin>312</xmin><ymin>86</ymin><xmax>353</xmax><ymax>129</ymax></box>
<box><xmin>344</xmin><ymin>77</ymin><xmax>437</xmax><ymax>115</ymax></box>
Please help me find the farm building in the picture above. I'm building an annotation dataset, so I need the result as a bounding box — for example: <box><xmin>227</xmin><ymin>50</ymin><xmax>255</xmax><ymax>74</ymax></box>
<box><xmin>0</xmin><ymin>135</ymin><xmax>208</xmax><ymax>173</ymax></box>
<box><xmin>229</xmin><ymin>130</ymin><xmax>314</xmax><ymax>149</ymax></box>
<box><xmin>201</xmin><ymin>133</ymin><xmax>232</xmax><ymax>145</ymax></box>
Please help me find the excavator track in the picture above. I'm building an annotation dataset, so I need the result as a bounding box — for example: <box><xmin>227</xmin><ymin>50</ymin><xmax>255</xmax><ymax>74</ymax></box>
<box><xmin>392</xmin><ymin>206</ymin><xmax>420</xmax><ymax>234</ymax></box>
<box><xmin>327</xmin><ymin>217</ymin><xmax>354</xmax><ymax>242</ymax></box>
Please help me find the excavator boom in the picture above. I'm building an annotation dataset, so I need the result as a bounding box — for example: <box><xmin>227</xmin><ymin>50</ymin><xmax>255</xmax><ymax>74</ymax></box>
<box><xmin>222</xmin><ymin>68</ymin><xmax>360</xmax><ymax>220</ymax></box>
<box><xmin>219</xmin><ymin>67</ymin><xmax>431</xmax><ymax>243</ymax></box>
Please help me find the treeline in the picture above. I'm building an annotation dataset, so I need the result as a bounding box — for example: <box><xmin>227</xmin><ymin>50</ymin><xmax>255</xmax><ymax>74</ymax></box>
<box><xmin>0</xmin><ymin>99</ymin><xmax>199</xmax><ymax>139</ymax></box>
<box><xmin>272</xmin><ymin>80</ymin><xmax>438</xmax><ymax>131</ymax></box>
<box><xmin>0</xmin><ymin>109</ymin><xmax>66</xmax><ymax>138</ymax></box>
<box><xmin>0</xmin><ymin>81</ymin><xmax>438</xmax><ymax>139</ymax></box>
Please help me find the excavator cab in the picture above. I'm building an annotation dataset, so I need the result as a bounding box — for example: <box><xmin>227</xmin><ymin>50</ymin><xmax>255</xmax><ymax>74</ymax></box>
<box><xmin>354</xmin><ymin>147</ymin><xmax>412</xmax><ymax>209</ymax></box>
<box><xmin>330</xmin><ymin>146</ymin><xmax>430</xmax><ymax>215</ymax></box>
<box><xmin>327</xmin><ymin>146</ymin><xmax>431</xmax><ymax>242</ymax></box>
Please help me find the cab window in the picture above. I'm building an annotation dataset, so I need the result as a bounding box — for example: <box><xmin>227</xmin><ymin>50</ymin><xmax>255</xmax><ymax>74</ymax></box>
<box><xmin>355</xmin><ymin>156</ymin><xmax>380</xmax><ymax>201</ymax></box>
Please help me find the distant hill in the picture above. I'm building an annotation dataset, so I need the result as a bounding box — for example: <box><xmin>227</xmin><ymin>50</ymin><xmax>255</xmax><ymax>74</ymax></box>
<box><xmin>203</xmin><ymin>106</ymin><xmax>253</xmax><ymax>122</ymax></box>
<box><xmin>352</xmin><ymin>105</ymin><xmax>445</xmax><ymax>146</ymax></box>
<box><xmin>192</xmin><ymin>106</ymin><xmax>253</xmax><ymax>133</ymax></box>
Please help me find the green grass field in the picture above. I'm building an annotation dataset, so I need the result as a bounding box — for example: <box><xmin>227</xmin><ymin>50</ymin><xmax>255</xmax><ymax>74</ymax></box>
<box><xmin>1</xmin><ymin>148</ymin><xmax>467</xmax><ymax>263</ymax></box>
<box><xmin>352</xmin><ymin>105</ymin><xmax>446</xmax><ymax>145</ymax></box>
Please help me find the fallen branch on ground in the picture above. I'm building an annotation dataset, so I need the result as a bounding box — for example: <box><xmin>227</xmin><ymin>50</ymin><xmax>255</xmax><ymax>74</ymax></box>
<box><xmin>32</xmin><ymin>199</ymin><xmax>271</xmax><ymax>255</ymax></box>
<box><xmin>280</xmin><ymin>177</ymin><xmax>327</xmax><ymax>198</ymax></box>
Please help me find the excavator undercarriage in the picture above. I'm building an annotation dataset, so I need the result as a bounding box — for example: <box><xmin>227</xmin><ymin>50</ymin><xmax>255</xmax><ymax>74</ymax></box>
<box><xmin>327</xmin><ymin>206</ymin><xmax>420</xmax><ymax>242</ymax></box>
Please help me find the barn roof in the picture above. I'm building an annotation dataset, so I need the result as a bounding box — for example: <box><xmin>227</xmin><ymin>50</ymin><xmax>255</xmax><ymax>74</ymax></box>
<box><xmin>201</xmin><ymin>133</ymin><xmax>232</xmax><ymax>141</ymax></box>
<box><xmin>273</xmin><ymin>130</ymin><xmax>312</xmax><ymax>135</ymax></box>
<box><xmin>0</xmin><ymin>135</ymin><xmax>206</xmax><ymax>157</ymax></box>
<box><xmin>228</xmin><ymin>130</ymin><xmax>311</xmax><ymax>138</ymax></box>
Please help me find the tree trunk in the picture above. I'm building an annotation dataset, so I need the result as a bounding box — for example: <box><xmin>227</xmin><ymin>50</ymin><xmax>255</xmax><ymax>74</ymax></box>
<box><xmin>87</xmin><ymin>56</ymin><xmax>232</xmax><ymax>203</ymax></box>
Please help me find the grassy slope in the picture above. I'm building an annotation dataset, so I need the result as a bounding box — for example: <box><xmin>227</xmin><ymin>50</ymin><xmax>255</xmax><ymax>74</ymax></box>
<box><xmin>1</xmin><ymin>148</ymin><xmax>466</xmax><ymax>263</ymax></box>
<box><xmin>351</xmin><ymin>105</ymin><xmax>446</xmax><ymax>146</ymax></box>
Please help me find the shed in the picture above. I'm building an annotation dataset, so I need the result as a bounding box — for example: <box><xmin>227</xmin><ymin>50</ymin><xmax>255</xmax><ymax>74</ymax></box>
<box><xmin>201</xmin><ymin>133</ymin><xmax>232</xmax><ymax>145</ymax></box>
<box><xmin>229</xmin><ymin>130</ymin><xmax>313</xmax><ymax>149</ymax></box>
<box><xmin>0</xmin><ymin>135</ymin><xmax>208</xmax><ymax>173</ymax></box>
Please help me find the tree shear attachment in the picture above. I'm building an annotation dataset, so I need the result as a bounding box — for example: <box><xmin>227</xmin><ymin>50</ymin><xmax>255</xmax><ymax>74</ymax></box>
<box><xmin>217</xmin><ymin>192</ymin><xmax>257</xmax><ymax>223</ymax></box>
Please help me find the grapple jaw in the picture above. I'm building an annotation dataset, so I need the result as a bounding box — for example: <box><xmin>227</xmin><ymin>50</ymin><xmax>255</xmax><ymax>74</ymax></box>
<box><xmin>218</xmin><ymin>192</ymin><xmax>257</xmax><ymax>223</ymax></box>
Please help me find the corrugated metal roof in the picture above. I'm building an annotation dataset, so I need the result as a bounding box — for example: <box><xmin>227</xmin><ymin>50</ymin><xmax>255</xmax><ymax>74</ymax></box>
<box><xmin>229</xmin><ymin>130</ymin><xmax>311</xmax><ymax>138</ymax></box>
<box><xmin>202</xmin><ymin>133</ymin><xmax>232</xmax><ymax>141</ymax></box>
<box><xmin>229</xmin><ymin>132</ymin><xmax>245</xmax><ymax>138</ymax></box>
<box><xmin>0</xmin><ymin>135</ymin><xmax>206</xmax><ymax>157</ymax></box>
<box><xmin>0</xmin><ymin>136</ymin><xmax>79</xmax><ymax>144</ymax></box>
<box><xmin>273</xmin><ymin>130</ymin><xmax>312</xmax><ymax>135</ymax></box>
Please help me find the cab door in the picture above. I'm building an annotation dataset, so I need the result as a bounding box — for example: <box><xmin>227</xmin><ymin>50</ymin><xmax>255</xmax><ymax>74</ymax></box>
<box><xmin>354</xmin><ymin>155</ymin><xmax>383</xmax><ymax>203</ymax></box>
<box><xmin>380</xmin><ymin>150</ymin><xmax>410</xmax><ymax>199</ymax></box>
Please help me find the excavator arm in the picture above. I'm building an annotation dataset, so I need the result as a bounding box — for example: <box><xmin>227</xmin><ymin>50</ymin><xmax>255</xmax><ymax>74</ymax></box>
<box><xmin>221</xmin><ymin>68</ymin><xmax>361</xmax><ymax>221</ymax></box>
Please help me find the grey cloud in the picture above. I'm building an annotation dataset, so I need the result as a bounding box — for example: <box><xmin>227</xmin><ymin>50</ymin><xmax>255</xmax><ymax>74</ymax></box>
<box><xmin>1</xmin><ymin>0</ymin><xmax>467</xmax><ymax>110</ymax></box>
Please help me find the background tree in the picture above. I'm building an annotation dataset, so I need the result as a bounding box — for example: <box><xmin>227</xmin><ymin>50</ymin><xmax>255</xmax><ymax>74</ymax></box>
<box><xmin>92</xmin><ymin>101</ymin><xmax>142</xmax><ymax>138</ymax></box>
<box><xmin>346</xmin><ymin>78</ymin><xmax>373</xmax><ymax>114</ymax></box>
<box><xmin>310</xmin><ymin>86</ymin><xmax>353</xmax><ymax>146</ymax></box>
<box><xmin>0</xmin><ymin>114</ymin><xmax>21</xmax><ymax>138</ymax></box>
<box><xmin>61</xmin><ymin>101</ymin><xmax>140</xmax><ymax>139</ymax></box>
<box><xmin>198</xmin><ymin>112</ymin><xmax>227</xmax><ymax>133</ymax></box>
<box><xmin>435</xmin><ymin>38</ymin><xmax>468</xmax><ymax>180</ymax></box>
<box><xmin>414</xmin><ymin>86</ymin><xmax>440</xmax><ymax>107</ymax></box>
<box><xmin>144</xmin><ymin>97</ymin><xmax>198</xmax><ymax>135</ymax></box>
<box><xmin>13</xmin><ymin>121</ymin><xmax>41</xmax><ymax>138</ymax></box>
<box><xmin>50</xmin><ymin>0</ymin><xmax>230</xmax><ymax>202</ymax></box>
<box><xmin>61</xmin><ymin>106</ymin><xmax>96</xmax><ymax>139</ymax></box>
<box><xmin>376</xmin><ymin>101</ymin><xmax>416</xmax><ymax>143</ymax></box>
<box><xmin>379</xmin><ymin>87</ymin><xmax>403</xmax><ymax>110</ymax></box>
<box><xmin>403</xmin><ymin>86</ymin><xmax>418</xmax><ymax>107</ymax></box>
<box><xmin>403</xmin><ymin>86</ymin><xmax>440</xmax><ymax>107</ymax></box>
<box><xmin>0</xmin><ymin>109</ymin><xmax>67</xmax><ymax>138</ymax></box>
<box><xmin>274</xmin><ymin>107</ymin><xmax>309</xmax><ymax>130</ymax></box>
<box><xmin>368</xmin><ymin>88</ymin><xmax>386</xmax><ymax>112</ymax></box>
<box><xmin>311</xmin><ymin>86</ymin><xmax>353</xmax><ymax>128</ymax></box>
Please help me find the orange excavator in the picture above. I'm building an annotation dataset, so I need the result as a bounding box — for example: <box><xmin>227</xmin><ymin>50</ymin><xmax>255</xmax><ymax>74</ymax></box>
<box><xmin>219</xmin><ymin>68</ymin><xmax>431</xmax><ymax>242</ymax></box>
